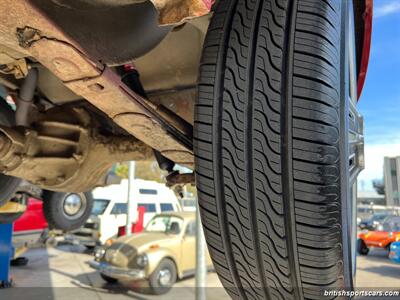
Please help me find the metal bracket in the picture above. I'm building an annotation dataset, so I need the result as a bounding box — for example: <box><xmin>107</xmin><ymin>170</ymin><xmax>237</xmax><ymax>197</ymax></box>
<box><xmin>166</xmin><ymin>171</ymin><xmax>195</xmax><ymax>187</ymax></box>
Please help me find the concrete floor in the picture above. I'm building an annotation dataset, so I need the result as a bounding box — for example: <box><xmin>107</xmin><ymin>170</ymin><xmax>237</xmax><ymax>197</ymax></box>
<box><xmin>356</xmin><ymin>248</ymin><xmax>400</xmax><ymax>288</ymax></box>
<box><xmin>7</xmin><ymin>244</ymin><xmax>230</xmax><ymax>300</ymax></box>
<box><xmin>4</xmin><ymin>245</ymin><xmax>400</xmax><ymax>299</ymax></box>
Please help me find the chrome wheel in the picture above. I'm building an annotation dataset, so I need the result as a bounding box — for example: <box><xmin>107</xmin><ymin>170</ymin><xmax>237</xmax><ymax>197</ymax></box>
<box><xmin>158</xmin><ymin>269</ymin><xmax>172</xmax><ymax>287</ymax></box>
<box><xmin>347</xmin><ymin>0</ymin><xmax>365</xmax><ymax>280</ymax></box>
<box><xmin>62</xmin><ymin>193</ymin><xmax>87</xmax><ymax>220</ymax></box>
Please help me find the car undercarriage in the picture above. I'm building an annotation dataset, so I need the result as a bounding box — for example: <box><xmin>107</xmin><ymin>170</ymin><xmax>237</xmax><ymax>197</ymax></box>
<box><xmin>0</xmin><ymin>1</ymin><xmax>212</xmax><ymax>193</ymax></box>
<box><xmin>0</xmin><ymin>0</ymin><xmax>370</xmax><ymax>193</ymax></box>
<box><xmin>0</xmin><ymin>0</ymin><xmax>372</xmax><ymax>297</ymax></box>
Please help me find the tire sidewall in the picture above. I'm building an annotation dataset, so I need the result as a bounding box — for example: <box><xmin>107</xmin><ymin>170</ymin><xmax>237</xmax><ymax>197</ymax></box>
<box><xmin>357</xmin><ymin>239</ymin><xmax>369</xmax><ymax>255</ymax></box>
<box><xmin>194</xmin><ymin>0</ymin><xmax>357</xmax><ymax>296</ymax></box>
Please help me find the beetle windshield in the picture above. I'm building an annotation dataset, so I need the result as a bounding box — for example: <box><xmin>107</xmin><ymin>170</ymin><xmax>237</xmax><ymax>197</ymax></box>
<box><xmin>145</xmin><ymin>215</ymin><xmax>184</xmax><ymax>234</ymax></box>
<box><xmin>381</xmin><ymin>217</ymin><xmax>400</xmax><ymax>232</ymax></box>
<box><xmin>368</xmin><ymin>213</ymin><xmax>392</xmax><ymax>222</ymax></box>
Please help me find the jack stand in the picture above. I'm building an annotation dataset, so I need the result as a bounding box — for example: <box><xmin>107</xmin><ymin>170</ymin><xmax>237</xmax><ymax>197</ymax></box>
<box><xmin>0</xmin><ymin>223</ymin><xmax>14</xmax><ymax>288</ymax></box>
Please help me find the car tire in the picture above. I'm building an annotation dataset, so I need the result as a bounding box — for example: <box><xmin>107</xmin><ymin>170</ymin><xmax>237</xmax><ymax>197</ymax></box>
<box><xmin>357</xmin><ymin>239</ymin><xmax>369</xmax><ymax>256</ymax></box>
<box><xmin>0</xmin><ymin>98</ymin><xmax>21</xmax><ymax>207</ymax></box>
<box><xmin>100</xmin><ymin>273</ymin><xmax>118</xmax><ymax>284</ymax></box>
<box><xmin>386</xmin><ymin>243</ymin><xmax>392</xmax><ymax>257</ymax></box>
<box><xmin>10</xmin><ymin>257</ymin><xmax>29</xmax><ymax>267</ymax></box>
<box><xmin>149</xmin><ymin>258</ymin><xmax>177</xmax><ymax>295</ymax></box>
<box><xmin>42</xmin><ymin>191</ymin><xmax>93</xmax><ymax>231</ymax></box>
<box><xmin>195</xmin><ymin>0</ymin><xmax>360</xmax><ymax>298</ymax></box>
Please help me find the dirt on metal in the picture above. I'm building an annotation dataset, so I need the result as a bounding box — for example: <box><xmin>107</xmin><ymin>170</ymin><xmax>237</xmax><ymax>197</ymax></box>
<box><xmin>0</xmin><ymin>0</ymin><xmax>194</xmax><ymax>166</ymax></box>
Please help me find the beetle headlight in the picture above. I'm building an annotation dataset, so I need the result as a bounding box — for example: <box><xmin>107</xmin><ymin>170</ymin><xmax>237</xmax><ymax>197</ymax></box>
<box><xmin>135</xmin><ymin>254</ymin><xmax>148</xmax><ymax>268</ymax></box>
<box><xmin>105</xmin><ymin>248</ymin><xmax>117</xmax><ymax>261</ymax></box>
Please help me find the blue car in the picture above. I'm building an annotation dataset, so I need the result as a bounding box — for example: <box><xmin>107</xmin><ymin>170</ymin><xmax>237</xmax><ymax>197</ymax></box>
<box><xmin>389</xmin><ymin>242</ymin><xmax>400</xmax><ymax>263</ymax></box>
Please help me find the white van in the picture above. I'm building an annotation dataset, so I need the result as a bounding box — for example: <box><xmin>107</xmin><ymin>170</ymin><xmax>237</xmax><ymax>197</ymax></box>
<box><xmin>132</xmin><ymin>179</ymin><xmax>182</xmax><ymax>226</ymax></box>
<box><xmin>66</xmin><ymin>179</ymin><xmax>181</xmax><ymax>247</ymax></box>
<box><xmin>180</xmin><ymin>197</ymin><xmax>197</xmax><ymax>212</ymax></box>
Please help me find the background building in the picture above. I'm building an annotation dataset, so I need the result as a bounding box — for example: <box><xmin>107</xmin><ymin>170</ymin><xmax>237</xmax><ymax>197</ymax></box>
<box><xmin>384</xmin><ymin>156</ymin><xmax>400</xmax><ymax>206</ymax></box>
<box><xmin>357</xmin><ymin>190</ymin><xmax>386</xmax><ymax>206</ymax></box>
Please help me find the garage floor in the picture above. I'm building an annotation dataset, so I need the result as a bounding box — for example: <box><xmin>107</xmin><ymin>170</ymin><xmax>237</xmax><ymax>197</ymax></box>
<box><xmin>7</xmin><ymin>244</ymin><xmax>230</xmax><ymax>300</ymax></box>
<box><xmin>5</xmin><ymin>245</ymin><xmax>400</xmax><ymax>299</ymax></box>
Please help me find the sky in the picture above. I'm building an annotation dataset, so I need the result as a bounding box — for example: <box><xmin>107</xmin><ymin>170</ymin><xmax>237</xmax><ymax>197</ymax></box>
<box><xmin>357</xmin><ymin>0</ymin><xmax>400</xmax><ymax>191</ymax></box>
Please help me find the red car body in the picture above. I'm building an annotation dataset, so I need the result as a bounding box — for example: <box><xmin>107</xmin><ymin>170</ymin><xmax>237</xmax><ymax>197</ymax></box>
<box><xmin>13</xmin><ymin>198</ymin><xmax>48</xmax><ymax>248</ymax></box>
<box><xmin>358</xmin><ymin>216</ymin><xmax>400</xmax><ymax>250</ymax></box>
<box><xmin>359</xmin><ymin>231</ymin><xmax>400</xmax><ymax>249</ymax></box>
<box><xmin>357</xmin><ymin>0</ymin><xmax>373</xmax><ymax>99</ymax></box>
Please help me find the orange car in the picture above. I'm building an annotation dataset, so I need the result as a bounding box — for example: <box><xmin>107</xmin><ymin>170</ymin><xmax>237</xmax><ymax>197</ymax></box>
<box><xmin>358</xmin><ymin>216</ymin><xmax>400</xmax><ymax>255</ymax></box>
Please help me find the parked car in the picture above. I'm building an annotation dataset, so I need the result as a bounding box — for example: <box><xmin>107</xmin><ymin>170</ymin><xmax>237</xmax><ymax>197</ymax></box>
<box><xmin>66</xmin><ymin>180</ymin><xmax>180</xmax><ymax>247</ymax></box>
<box><xmin>65</xmin><ymin>198</ymin><xmax>144</xmax><ymax>248</ymax></box>
<box><xmin>389</xmin><ymin>241</ymin><xmax>400</xmax><ymax>263</ymax></box>
<box><xmin>0</xmin><ymin>178</ymin><xmax>93</xmax><ymax>232</ymax></box>
<box><xmin>358</xmin><ymin>216</ymin><xmax>400</xmax><ymax>256</ymax></box>
<box><xmin>179</xmin><ymin>198</ymin><xmax>196</xmax><ymax>212</ymax></box>
<box><xmin>358</xmin><ymin>213</ymin><xmax>395</xmax><ymax>231</ymax></box>
<box><xmin>90</xmin><ymin>211</ymin><xmax>213</xmax><ymax>294</ymax></box>
<box><xmin>13</xmin><ymin>197</ymin><xmax>48</xmax><ymax>249</ymax></box>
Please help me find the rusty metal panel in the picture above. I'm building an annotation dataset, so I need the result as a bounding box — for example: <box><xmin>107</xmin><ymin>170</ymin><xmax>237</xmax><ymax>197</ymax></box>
<box><xmin>0</xmin><ymin>0</ymin><xmax>194</xmax><ymax>165</ymax></box>
<box><xmin>66</xmin><ymin>69</ymin><xmax>193</xmax><ymax>164</ymax></box>
<box><xmin>29</xmin><ymin>39</ymin><xmax>100</xmax><ymax>81</ymax></box>
<box><xmin>151</xmin><ymin>0</ymin><xmax>213</xmax><ymax>24</ymax></box>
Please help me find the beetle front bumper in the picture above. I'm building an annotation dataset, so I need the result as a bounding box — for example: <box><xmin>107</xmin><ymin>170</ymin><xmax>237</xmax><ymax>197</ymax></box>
<box><xmin>89</xmin><ymin>260</ymin><xmax>146</xmax><ymax>281</ymax></box>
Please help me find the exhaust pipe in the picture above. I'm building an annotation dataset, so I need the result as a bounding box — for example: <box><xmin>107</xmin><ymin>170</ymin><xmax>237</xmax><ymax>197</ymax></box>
<box><xmin>15</xmin><ymin>68</ymin><xmax>38</xmax><ymax>127</ymax></box>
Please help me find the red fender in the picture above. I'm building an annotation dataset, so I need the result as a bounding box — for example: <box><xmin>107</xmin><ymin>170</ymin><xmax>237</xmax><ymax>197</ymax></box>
<box><xmin>357</xmin><ymin>0</ymin><xmax>373</xmax><ymax>100</ymax></box>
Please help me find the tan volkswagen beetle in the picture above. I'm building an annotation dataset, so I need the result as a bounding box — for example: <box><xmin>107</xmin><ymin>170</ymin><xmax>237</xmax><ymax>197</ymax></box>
<box><xmin>90</xmin><ymin>211</ymin><xmax>213</xmax><ymax>294</ymax></box>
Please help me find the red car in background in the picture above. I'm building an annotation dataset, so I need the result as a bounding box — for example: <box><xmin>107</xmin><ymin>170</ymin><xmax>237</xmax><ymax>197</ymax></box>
<box><xmin>12</xmin><ymin>198</ymin><xmax>48</xmax><ymax>249</ymax></box>
<box><xmin>358</xmin><ymin>216</ymin><xmax>400</xmax><ymax>256</ymax></box>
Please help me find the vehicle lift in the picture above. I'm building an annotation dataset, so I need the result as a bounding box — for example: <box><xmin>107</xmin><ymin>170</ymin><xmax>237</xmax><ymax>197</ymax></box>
<box><xmin>0</xmin><ymin>201</ymin><xmax>27</xmax><ymax>288</ymax></box>
<box><xmin>0</xmin><ymin>221</ymin><xmax>13</xmax><ymax>288</ymax></box>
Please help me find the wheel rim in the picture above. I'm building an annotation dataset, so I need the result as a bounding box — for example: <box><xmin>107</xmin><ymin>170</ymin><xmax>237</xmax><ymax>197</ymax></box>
<box><xmin>62</xmin><ymin>193</ymin><xmax>87</xmax><ymax>220</ymax></box>
<box><xmin>347</xmin><ymin>0</ymin><xmax>364</xmax><ymax>280</ymax></box>
<box><xmin>158</xmin><ymin>268</ymin><xmax>172</xmax><ymax>287</ymax></box>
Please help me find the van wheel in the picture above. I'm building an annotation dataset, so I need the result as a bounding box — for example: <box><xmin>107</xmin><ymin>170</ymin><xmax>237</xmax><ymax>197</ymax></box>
<box><xmin>149</xmin><ymin>258</ymin><xmax>177</xmax><ymax>295</ymax></box>
<box><xmin>195</xmin><ymin>0</ymin><xmax>363</xmax><ymax>298</ymax></box>
<box><xmin>357</xmin><ymin>239</ymin><xmax>369</xmax><ymax>256</ymax></box>
<box><xmin>42</xmin><ymin>191</ymin><xmax>93</xmax><ymax>231</ymax></box>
